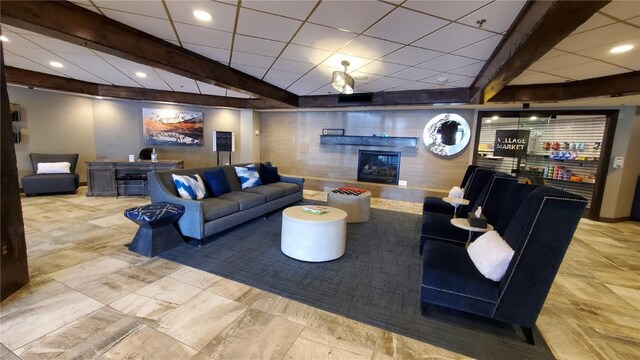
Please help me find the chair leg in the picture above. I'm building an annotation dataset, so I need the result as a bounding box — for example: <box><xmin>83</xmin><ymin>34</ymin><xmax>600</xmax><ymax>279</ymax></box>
<box><xmin>421</xmin><ymin>303</ymin><xmax>432</xmax><ymax>316</ymax></box>
<box><xmin>521</xmin><ymin>326</ymin><xmax>535</xmax><ymax>345</ymax></box>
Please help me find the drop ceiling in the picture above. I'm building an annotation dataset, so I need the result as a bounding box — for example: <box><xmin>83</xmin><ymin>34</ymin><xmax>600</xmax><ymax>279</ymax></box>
<box><xmin>1</xmin><ymin>0</ymin><xmax>639</xmax><ymax>102</ymax></box>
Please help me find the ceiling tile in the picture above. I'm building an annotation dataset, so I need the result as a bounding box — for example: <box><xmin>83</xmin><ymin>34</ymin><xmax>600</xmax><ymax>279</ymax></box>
<box><xmin>555</xmin><ymin>23</ymin><xmax>640</xmax><ymax>53</ymax></box>
<box><xmin>231</xmin><ymin>52</ymin><xmax>275</xmax><ymax>68</ymax></box>
<box><xmin>196</xmin><ymin>81</ymin><xmax>226</xmax><ymax>96</ymax></box>
<box><xmin>55</xmin><ymin>52</ymin><xmax>141</xmax><ymax>87</ymax></box>
<box><xmin>262</xmin><ymin>77</ymin><xmax>295</xmax><ymax>89</ymax></box>
<box><xmin>279</xmin><ymin>44</ymin><xmax>333</xmax><ymax>64</ymax></box>
<box><xmin>175</xmin><ymin>22</ymin><xmax>232</xmax><ymax>49</ymax></box>
<box><xmin>509</xmin><ymin>71</ymin><xmax>571</xmax><ymax>85</ymax></box>
<box><xmin>599</xmin><ymin>0</ymin><xmax>640</xmax><ymax>20</ymax></box>
<box><xmin>233</xmin><ymin>35</ymin><xmax>286</xmax><ymax>57</ymax></box>
<box><xmin>364</xmin><ymin>7</ymin><xmax>450</xmax><ymax>44</ymax></box>
<box><xmin>536</xmin><ymin>49</ymin><xmax>566</xmax><ymax>62</ymax></box>
<box><xmin>309</xmin><ymin>0</ymin><xmax>395</xmax><ymax>33</ymax></box>
<box><xmin>573</xmin><ymin>13</ymin><xmax>616</xmax><ymax>34</ymax></box>
<box><xmin>390</xmin><ymin>67</ymin><xmax>439</xmax><ymax>81</ymax></box>
<box><xmin>389</xmin><ymin>81</ymin><xmax>432</xmax><ymax>91</ymax></box>
<box><xmin>548</xmin><ymin>61</ymin><xmax>629</xmax><ymax>80</ymax></box>
<box><xmin>155</xmin><ymin>68</ymin><xmax>200</xmax><ymax>93</ymax></box>
<box><xmin>99</xmin><ymin>56</ymin><xmax>171</xmax><ymax>90</ymax></box>
<box><xmin>287</xmin><ymin>81</ymin><xmax>323</xmax><ymax>96</ymax></box>
<box><xmin>242</xmin><ymin>0</ymin><xmax>316</xmax><ymax>20</ymax></box>
<box><xmin>292</xmin><ymin>23</ymin><xmax>357</xmax><ymax>52</ymax></box>
<box><xmin>350</xmin><ymin>72</ymin><xmax>383</xmax><ymax>85</ymax></box>
<box><xmin>356</xmin><ymin>61</ymin><xmax>408</xmax><ymax>76</ymax></box>
<box><xmin>166</xmin><ymin>1</ymin><xmax>237</xmax><ymax>33</ymax></box>
<box><xmin>452</xmin><ymin>34</ymin><xmax>503</xmax><ymax>60</ymax></box>
<box><xmin>309</xmin><ymin>83</ymin><xmax>340</xmax><ymax>96</ymax></box>
<box><xmin>263</xmin><ymin>68</ymin><xmax>303</xmax><ymax>81</ymax></box>
<box><xmin>422</xmin><ymin>72</ymin><xmax>472</xmax><ymax>84</ymax></box>
<box><xmin>289</xmin><ymin>73</ymin><xmax>329</xmax><ymax>90</ymax></box>
<box><xmin>628</xmin><ymin>16</ymin><xmax>640</xmax><ymax>27</ymax></box>
<box><xmin>270</xmin><ymin>58</ymin><xmax>316</xmax><ymax>74</ymax></box>
<box><xmin>366</xmin><ymin>76</ymin><xmax>410</xmax><ymax>91</ymax></box>
<box><xmin>227</xmin><ymin>89</ymin><xmax>251</xmax><ymax>98</ymax></box>
<box><xmin>339</xmin><ymin>36</ymin><xmax>404</xmax><ymax>60</ymax></box>
<box><xmin>320</xmin><ymin>54</ymin><xmax>372</xmax><ymax>74</ymax></box>
<box><xmin>458</xmin><ymin>0</ymin><xmax>526</xmax><ymax>33</ymax></box>
<box><xmin>20</xmin><ymin>34</ymin><xmax>94</xmax><ymax>55</ymax></box>
<box><xmin>576</xmin><ymin>37</ymin><xmax>640</xmax><ymax>70</ymax></box>
<box><xmin>101</xmin><ymin>9</ymin><xmax>178</xmax><ymax>42</ymax></box>
<box><xmin>529</xmin><ymin>53</ymin><xmax>594</xmax><ymax>72</ymax></box>
<box><xmin>447</xmin><ymin>61</ymin><xmax>485</xmax><ymax>77</ymax></box>
<box><xmin>412</xmin><ymin>23</ymin><xmax>494</xmax><ymax>53</ymax></box>
<box><xmin>447</xmin><ymin>77</ymin><xmax>474</xmax><ymax>87</ymax></box>
<box><xmin>0</xmin><ymin>30</ymin><xmax>43</xmax><ymax>49</ymax></box>
<box><xmin>403</xmin><ymin>0</ymin><xmax>490</xmax><ymax>21</ymax></box>
<box><xmin>3</xmin><ymin>51</ymin><xmax>68</xmax><ymax>77</ymax></box>
<box><xmin>232</xmin><ymin>64</ymin><xmax>268</xmax><ymax>78</ymax></box>
<box><xmin>69</xmin><ymin>1</ymin><xmax>101</xmax><ymax>13</ymax></box>
<box><xmin>379</xmin><ymin>46</ymin><xmax>442</xmax><ymax>66</ymax></box>
<box><xmin>182</xmin><ymin>43</ymin><xmax>230</xmax><ymax>63</ymax></box>
<box><xmin>417</xmin><ymin>54</ymin><xmax>479</xmax><ymax>72</ymax></box>
<box><xmin>93</xmin><ymin>0</ymin><xmax>168</xmax><ymax>19</ymax></box>
<box><xmin>237</xmin><ymin>8</ymin><xmax>301</xmax><ymax>41</ymax></box>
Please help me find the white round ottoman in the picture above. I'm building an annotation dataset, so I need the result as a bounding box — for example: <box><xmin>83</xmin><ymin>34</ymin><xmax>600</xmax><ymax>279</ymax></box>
<box><xmin>327</xmin><ymin>188</ymin><xmax>371</xmax><ymax>223</ymax></box>
<box><xmin>281</xmin><ymin>206</ymin><xmax>347</xmax><ymax>262</ymax></box>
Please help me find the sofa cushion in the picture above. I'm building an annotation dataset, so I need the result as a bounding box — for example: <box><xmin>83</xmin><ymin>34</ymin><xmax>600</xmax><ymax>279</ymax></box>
<box><xmin>235</xmin><ymin>163</ymin><xmax>262</xmax><ymax>190</ymax></box>
<box><xmin>217</xmin><ymin>191</ymin><xmax>265</xmax><ymax>210</ymax></box>
<box><xmin>268</xmin><ymin>182</ymin><xmax>300</xmax><ymax>196</ymax></box>
<box><xmin>201</xmin><ymin>198</ymin><xmax>239</xmax><ymax>221</ymax></box>
<box><xmin>203</xmin><ymin>168</ymin><xmax>231</xmax><ymax>197</ymax></box>
<box><xmin>260</xmin><ymin>163</ymin><xmax>280</xmax><ymax>184</ymax></box>
<box><xmin>243</xmin><ymin>184</ymin><xmax>287</xmax><ymax>202</ymax></box>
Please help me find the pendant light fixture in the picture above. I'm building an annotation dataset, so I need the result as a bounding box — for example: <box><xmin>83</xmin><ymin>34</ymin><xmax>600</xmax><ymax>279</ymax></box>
<box><xmin>332</xmin><ymin>60</ymin><xmax>355</xmax><ymax>94</ymax></box>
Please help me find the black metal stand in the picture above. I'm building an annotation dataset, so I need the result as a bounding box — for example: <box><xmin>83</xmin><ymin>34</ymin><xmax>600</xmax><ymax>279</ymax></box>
<box><xmin>216</xmin><ymin>151</ymin><xmax>232</xmax><ymax>166</ymax></box>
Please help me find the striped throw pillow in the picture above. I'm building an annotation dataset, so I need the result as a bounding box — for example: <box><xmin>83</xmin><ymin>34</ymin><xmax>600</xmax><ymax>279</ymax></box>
<box><xmin>172</xmin><ymin>174</ymin><xmax>207</xmax><ymax>200</ymax></box>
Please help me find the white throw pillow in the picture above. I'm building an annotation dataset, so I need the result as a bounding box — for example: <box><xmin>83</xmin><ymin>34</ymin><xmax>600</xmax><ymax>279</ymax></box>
<box><xmin>37</xmin><ymin>162</ymin><xmax>71</xmax><ymax>174</ymax></box>
<box><xmin>467</xmin><ymin>231</ymin><xmax>515</xmax><ymax>282</ymax></box>
<box><xmin>448</xmin><ymin>186</ymin><xmax>464</xmax><ymax>198</ymax></box>
<box><xmin>172</xmin><ymin>174</ymin><xmax>207</xmax><ymax>200</ymax></box>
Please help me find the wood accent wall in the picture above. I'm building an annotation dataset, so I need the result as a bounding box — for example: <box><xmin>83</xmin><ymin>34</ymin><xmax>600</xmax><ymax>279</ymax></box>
<box><xmin>260</xmin><ymin>109</ymin><xmax>474</xmax><ymax>200</ymax></box>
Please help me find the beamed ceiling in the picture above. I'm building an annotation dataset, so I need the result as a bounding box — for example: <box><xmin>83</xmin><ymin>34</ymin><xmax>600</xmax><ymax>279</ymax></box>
<box><xmin>1</xmin><ymin>0</ymin><xmax>639</xmax><ymax>109</ymax></box>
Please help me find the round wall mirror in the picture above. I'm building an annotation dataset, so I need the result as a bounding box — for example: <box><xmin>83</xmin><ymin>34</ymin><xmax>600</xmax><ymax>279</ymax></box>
<box><xmin>423</xmin><ymin>113</ymin><xmax>471</xmax><ymax>157</ymax></box>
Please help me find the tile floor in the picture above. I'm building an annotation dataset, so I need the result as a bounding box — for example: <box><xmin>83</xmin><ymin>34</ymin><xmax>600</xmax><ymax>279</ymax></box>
<box><xmin>1</xmin><ymin>188</ymin><xmax>639</xmax><ymax>359</ymax></box>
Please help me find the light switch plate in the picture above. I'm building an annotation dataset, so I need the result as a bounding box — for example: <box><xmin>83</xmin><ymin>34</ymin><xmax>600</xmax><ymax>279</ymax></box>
<box><xmin>398</xmin><ymin>180</ymin><xmax>408</xmax><ymax>187</ymax></box>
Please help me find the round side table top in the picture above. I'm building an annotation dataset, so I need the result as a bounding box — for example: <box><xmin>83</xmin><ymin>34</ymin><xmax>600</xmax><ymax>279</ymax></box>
<box><xmin>450</xmin><ymin>218</ymin><xmax>494</xmax><ymax>233</ymax></box>
<box><xmin>283</xmin><ymin>206</ymin><xmax>347</xmax><ymax>223</ymax></box>
<box><xmin>442</xmin><ymin>197</ymin><xmax>470</xmax><ymax>206</ymax></box>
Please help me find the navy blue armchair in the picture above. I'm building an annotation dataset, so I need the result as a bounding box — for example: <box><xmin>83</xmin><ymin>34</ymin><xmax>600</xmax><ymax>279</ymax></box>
<box><xmin>420</xmin><ymin>186</ymin><xmax>587</xmax><ymax>344</ymax></box>
<box><xmin>421</xmin><ymin>165</ymin><xmax>480</xmax><ymax>216</ymax></box>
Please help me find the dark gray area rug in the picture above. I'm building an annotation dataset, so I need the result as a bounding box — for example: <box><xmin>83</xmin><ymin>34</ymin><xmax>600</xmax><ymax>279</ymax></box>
<box><xmin>161</xmin><ymin>202</ymin><xmax>553</xmax><ymax>359</ymax></box>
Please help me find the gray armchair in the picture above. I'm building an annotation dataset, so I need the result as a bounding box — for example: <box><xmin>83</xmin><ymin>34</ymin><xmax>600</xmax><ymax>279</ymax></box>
<box><xmin>21</xmin><ymin>153</ymin><xmax>80</xmax><ymax>196</ymax></box>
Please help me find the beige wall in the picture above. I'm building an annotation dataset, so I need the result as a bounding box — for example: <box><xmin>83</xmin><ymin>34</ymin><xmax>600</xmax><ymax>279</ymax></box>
<box><xmin>260</xmin><ymin>109</ymin><xmax>475</xmax><ymax>193</ymax></box>
<box><xmin>600</xmin><ymin>106</ymin><xmax>640</xmax><ymax>219</ymax></box>
<box><xmin>9</xmin><ymin>86</ymin><xmax>96</xmax><ymax>185</ymax></box>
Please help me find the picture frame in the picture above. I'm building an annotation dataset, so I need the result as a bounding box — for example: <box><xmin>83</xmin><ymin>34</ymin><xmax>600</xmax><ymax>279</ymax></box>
<box><xmin>322</xmin><ymin>128</ymin><xmax>345</xmax><ymax>136</ymax></box>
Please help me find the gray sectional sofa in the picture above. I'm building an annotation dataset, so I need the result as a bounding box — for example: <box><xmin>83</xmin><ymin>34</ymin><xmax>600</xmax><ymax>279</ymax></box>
<box><xmin>147</xmin><ymin>163</ymin><xmax>303</xmax><ymax>244</ymax></box>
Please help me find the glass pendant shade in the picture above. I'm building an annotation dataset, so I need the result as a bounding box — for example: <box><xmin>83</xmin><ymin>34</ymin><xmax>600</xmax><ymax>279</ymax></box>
<box><xmin>331</xmin><ymin>60</ymin><xmax>354</xmax><ymax>94</ymax></box>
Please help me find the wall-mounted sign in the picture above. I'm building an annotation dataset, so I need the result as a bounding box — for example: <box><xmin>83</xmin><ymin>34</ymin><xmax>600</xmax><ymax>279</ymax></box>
<box><xmin>493</xmin><ymin>130</ymin><xmax>530</xmax><ymax>157</ymax></box>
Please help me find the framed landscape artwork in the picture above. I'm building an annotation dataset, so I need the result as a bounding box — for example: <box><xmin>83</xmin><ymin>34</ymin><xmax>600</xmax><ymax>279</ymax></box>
<box><xmin>142</xmin><ymin>108</ymin><xmax>204</xmax><ymax>146</ymax></box>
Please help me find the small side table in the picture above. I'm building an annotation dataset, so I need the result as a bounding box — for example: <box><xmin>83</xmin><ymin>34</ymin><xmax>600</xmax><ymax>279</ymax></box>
<box><xmin>442</xmin><ymin>197</ymin><xmax>470</xmax><ymax>218</ymax></box>
<box><xmin>124</xmin><ymin>202</ymin><xmax>185</xmax><ymax>257</ymax></box>
<box><xmin>450</xmin><ymin>218</ymin><xmax>494</xmax><ymax>248</ymax></box>
<box><xmin>327</xmin><ymin>187</ymin><xmax>371</xmax><ymax>223</ymax></box>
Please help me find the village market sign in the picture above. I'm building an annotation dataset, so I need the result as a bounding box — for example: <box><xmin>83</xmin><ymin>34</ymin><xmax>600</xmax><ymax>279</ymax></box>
<box><xmin>493</xmin><ymin>130</ymin><xmax>530</xmax><ymax>157</ymax></box>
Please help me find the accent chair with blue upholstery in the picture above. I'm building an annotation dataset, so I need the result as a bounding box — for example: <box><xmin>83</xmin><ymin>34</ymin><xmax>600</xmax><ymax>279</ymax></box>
<box><xmin>420</xmin><ymin>186</ymin><xmax>587</xmax><ymax>344</ymax></box>
<box><xmin>21</xmin><ymin>153</ymin><xmax>80</xmax><ymax>196</ymax></box>
<box><xmin>420</xmin><ymin>173</ymin><xmax>516</xmax><ymax>252</ymax></box>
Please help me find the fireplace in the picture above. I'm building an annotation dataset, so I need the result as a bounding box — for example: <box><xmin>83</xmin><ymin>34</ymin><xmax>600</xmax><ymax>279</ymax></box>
<box><xmin>357</xmin><ymin>150</ymin><xmax>400</xmax><ymax>185</ymax></box>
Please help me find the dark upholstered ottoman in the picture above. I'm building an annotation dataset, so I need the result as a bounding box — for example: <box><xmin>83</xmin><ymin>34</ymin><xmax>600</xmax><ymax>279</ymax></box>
<box><xmin>124</xmin><ymin>202</ymin><xmax>185</xmax><ymax>257</ymax></box>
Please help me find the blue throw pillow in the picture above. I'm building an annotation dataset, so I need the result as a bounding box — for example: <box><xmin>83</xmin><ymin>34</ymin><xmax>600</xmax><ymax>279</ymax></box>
<box><xmin>172</xmin><ymin>174</ymin><xmax>207</xmax><ymax>200</ymax></box>
<box><xmin>260</xmin><ymin>163</ymin><xmax>280</xmax><ymax>184</ymax></box>
<box><xmin>234</xmin><ymin>163</ymin><xmax>262</xmax><ymax>190</ymax></box>
<box><xmin>203</xmin><ymin>168</ymin><xmax>231</xmax><ymax>197</ymax></box>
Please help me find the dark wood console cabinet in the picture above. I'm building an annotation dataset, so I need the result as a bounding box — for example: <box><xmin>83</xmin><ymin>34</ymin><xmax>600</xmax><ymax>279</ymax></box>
<box><xmin>86</xmin><ymin>160</ymin><xmax>183</xmax><ymax>197</ymax></box>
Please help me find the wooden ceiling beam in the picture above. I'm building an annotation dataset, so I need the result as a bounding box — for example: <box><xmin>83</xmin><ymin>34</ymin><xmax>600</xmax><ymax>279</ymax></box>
<box><xmin>298</xmin><ymin>88</ymin><xmax>472</xmax><ymax>108</ymax></box>
<box><xmin>470</xmin><ymin>0</ymin><xmax>610</xmax><ymax>104</ymax></box>
<box><xmin>5</xmin><ymin>66</ymin><xmax>261</xmax><ymax>108</ymax></box>
<box><xmin>0</xmin><ymin>0</ymin><xmax>298</xmax><ymax>107</ymax></box>
<box><xmin>490</xmin><ymin>71</ymin><xmax>640</xmax><ymax>103</ymax></box>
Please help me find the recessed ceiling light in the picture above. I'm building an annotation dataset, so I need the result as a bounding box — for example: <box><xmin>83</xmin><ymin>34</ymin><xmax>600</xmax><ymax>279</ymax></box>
<box><xmin>491</xmin><ymin>116</ymin><xmax>499</xmax><ymax>120</ymax></box>
<box><xmin>0</xmin><ymin>35</ymin><xmax>9</xmax><ymax>42</ymax></box>
<box><xmin>193</xmin><ymin>10</ymin><xmax>212</xmax><ymax>21</ymax></box>
<box><xmin>436</xmin><ymin>77</ymin><xmax>448</xmax><ymax>84</ymax></box>
<box><xmin>530</xmin><ymin>116</ymin><xmax>537</xmax><ymax>120</ymax></box>
<box><xmin>610</xmin><ymin>44</ymin><xmax>634</xmax><ymax>54</ymax></box>
<box><xmin>135</xmin><ymin>72</ymin><xmax>147</xmax><ymax>78</ymax></box>
<box><xmin>95</xmin><ymin>96</ymin><xmax>103</xmax><ymax>99</ymax></box>
<box><xmin>49</xmin><ymin>61</ymin><xmax>64</xmax><ymax>68</ymax></box>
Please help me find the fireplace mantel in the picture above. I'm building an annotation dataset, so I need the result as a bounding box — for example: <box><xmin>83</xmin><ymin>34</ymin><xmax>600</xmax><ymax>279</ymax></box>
<box><xmin>320</xmin><ymin>135</ymin><xmax>417</xmax><ymax>148</ymax></box>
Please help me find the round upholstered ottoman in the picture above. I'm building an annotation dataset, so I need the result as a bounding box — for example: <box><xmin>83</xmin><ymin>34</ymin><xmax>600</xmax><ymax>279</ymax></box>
<box><xmin>124</xmin><ymin>202</ymin><xmax>185</xmax><ymax>257</ymax></box>
<box><xmin>281</xmin><ymin>206</ymin><xmax>347</xmax><ymax>262</ymax></box>
<box><xmin>327</xmin><ymin>187</ymin><xmax>371</xmax><ymax>223</ymax></box>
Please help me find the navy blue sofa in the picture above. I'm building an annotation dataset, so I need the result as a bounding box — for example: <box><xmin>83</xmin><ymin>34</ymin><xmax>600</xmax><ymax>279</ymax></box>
<box><xmin>420</xmin><ymin>186</ymin><xmax>587</xmax><ymax>344</ymax></box>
